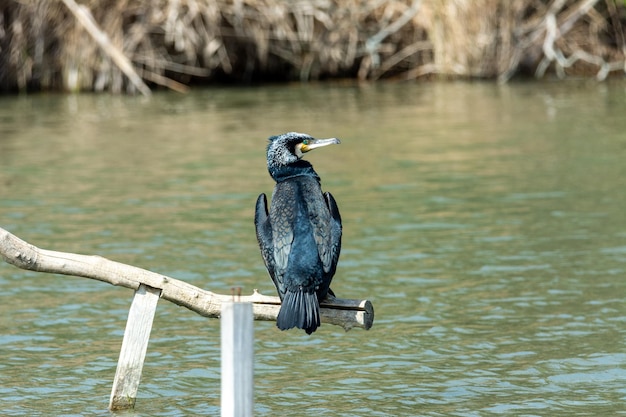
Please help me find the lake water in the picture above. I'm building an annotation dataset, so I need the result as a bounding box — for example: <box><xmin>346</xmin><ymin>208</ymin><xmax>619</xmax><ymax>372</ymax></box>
<box><xmin>1</xmin><ymin>80</ymin><xmax>626</xmax><ymax>416</ymax></box>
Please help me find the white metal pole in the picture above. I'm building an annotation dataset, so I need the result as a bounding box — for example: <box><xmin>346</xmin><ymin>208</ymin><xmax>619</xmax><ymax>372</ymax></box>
<box><xmin>221</xmin><ymin>301</ymin><xmax>254</xmax><ymax>417</ymax></box>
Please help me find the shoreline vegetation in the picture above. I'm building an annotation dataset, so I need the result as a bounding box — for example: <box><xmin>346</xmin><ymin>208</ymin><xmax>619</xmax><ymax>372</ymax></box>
<box><xmin>1</xmin><ymin>0</ymin><xmax>625</xmax><ymax>95</ymax></box>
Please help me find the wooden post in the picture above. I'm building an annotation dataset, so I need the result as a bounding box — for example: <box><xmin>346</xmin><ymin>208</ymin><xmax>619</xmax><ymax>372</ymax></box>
<box><xmin>109</xmin><ymin>284</ymin><xmax>161</xmax><ymax>410</ymax></box>
<box><xmin>221</xmin><ymin>301</ymin><xmax>253</xmax><ymax>417</ymax></box>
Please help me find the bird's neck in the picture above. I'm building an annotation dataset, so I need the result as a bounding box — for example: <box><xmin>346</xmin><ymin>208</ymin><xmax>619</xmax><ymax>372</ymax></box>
<box><xmin>269</xmin><ymin>160</ymin><xmax>320</xmax><ymax>183</ymax></box>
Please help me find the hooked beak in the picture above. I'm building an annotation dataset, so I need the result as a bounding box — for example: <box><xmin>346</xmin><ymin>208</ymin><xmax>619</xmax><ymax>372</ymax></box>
<box><xmin>301</xmin><ymin>137</ymin><xmax>341</xmax><ymax>153</ymax></box>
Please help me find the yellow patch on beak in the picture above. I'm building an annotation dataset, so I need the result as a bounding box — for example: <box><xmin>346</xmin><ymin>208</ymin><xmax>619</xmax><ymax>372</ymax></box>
<box><xmin>296</xmin><ymin>137</ymin><xmax>339</xmax><ymax>157</ymax></box>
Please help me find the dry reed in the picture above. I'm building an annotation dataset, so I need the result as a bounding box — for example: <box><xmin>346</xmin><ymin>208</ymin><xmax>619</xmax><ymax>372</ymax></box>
<box><xmin>0</xmin><ymin>0</ymin><xmax>624</xmax><ymax>93</ymax></box>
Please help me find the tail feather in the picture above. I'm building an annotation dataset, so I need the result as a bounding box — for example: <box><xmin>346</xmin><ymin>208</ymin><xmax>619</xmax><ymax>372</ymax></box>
<box><xmin>277</xmin><ymin>289</ymin><xmax>320</xmax><ymax>334</ymax></box>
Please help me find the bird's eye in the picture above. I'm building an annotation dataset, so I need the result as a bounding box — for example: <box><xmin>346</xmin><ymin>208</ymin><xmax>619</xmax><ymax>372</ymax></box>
<box><xmin>302</xmin><ymin>139</ymin><xmax>309</xmax><ymax>145</ymax></box>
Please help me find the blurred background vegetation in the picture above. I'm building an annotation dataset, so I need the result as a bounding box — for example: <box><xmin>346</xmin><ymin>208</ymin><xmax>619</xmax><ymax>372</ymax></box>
<box><xmin>1</xmin><ymin>0</ymin><xmax>625</xmax><ymax>94</ymax></box>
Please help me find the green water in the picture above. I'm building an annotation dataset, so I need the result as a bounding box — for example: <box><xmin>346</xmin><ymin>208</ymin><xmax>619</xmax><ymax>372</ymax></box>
<box><xmin>1</xmin><ymin>81</ymin><xmax>626</xmax><ymax>416</ymax></box>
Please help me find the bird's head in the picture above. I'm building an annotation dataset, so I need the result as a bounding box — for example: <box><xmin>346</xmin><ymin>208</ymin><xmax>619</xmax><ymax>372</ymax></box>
<box><xmin>266</xmin><ymin>132</ymin><xmax>341</xmax><ymax>169</ymax></box>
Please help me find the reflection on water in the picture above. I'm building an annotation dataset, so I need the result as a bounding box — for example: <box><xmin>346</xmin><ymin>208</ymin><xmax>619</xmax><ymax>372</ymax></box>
<box><xmin>1</xmin><ymin>81</ymin><xmax>626</xmax><ymax>416</ymax></box>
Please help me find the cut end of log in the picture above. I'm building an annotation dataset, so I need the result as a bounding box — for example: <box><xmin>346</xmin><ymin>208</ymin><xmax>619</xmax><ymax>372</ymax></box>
<box><xmin>360</xmin><ymin>300</ymin><xmax>375</xmax><ymax>331</ymax></box>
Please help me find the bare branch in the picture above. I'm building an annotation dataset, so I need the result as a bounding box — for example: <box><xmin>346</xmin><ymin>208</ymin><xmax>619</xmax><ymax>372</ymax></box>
<box><xmin>365</xmin><ymin>0</ymin><xmax>423</xmax><ymax>69</ymax></box>
<box><xmin>60</xmin><ymin>0</ymin><xmax>152</xmax><ymax>96</ymax></box>
<box><xmin>534</xmin><ymin>1</ymin><xmax>625</xmax><ymax>80</ymax></box>
<box><xmin>0</xmin><ymin>227</ymin><xmax>373</xmax><ymax>331</ymax></box>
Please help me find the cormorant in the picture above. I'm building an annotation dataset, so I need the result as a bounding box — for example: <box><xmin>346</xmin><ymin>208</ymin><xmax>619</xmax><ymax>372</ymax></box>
<box><xmin>254</xmin><ymin>132</ymin><xmax>342</xmax><ymax>334</ymax></box>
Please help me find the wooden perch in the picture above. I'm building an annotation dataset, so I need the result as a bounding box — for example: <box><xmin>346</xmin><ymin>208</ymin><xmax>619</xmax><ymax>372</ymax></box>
<box><xmin>0</xmin><ymin>227</ymin><xmax>373</xmax><ymax>331</ymax></box>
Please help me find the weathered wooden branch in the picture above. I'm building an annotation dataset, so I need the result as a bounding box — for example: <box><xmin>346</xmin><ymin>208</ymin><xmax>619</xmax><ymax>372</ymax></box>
<box><xmin>0</xmin><ymin>227</ymin><xmax>373</xmax><ymax>331</ymax></box>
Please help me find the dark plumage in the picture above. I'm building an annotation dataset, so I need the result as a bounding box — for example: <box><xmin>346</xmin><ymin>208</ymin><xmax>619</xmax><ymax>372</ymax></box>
<box><xmin>254</xmin><ymin>132</ymin><xmax>342</xmax><ymax>334</ymax></box>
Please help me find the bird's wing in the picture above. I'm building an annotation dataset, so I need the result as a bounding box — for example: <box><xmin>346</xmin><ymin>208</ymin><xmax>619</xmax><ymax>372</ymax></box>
<box><xmin>301</xmin><ymin>185</ymin><xmax>333</xmax><ymax>274</ymax></box>
<box><xmin>270</xmin><ymin>184</ymin><xmax>296</xmax><ymax>296</ymax></box>
<box><xmin>255</xmin><ymin>194</ymin><xmax>282</xmax><ymax>295</ymax></box>
<box><xmin>324</xmin><ymin>191</ymin><xmax>342</xmax><ymax>274</ymax></box>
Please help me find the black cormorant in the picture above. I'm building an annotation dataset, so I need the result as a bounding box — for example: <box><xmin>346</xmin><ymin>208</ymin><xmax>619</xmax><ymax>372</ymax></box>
<box><xmin>254</xmin><ymin>132</ymin><xmax>342</xmax><ymax>334</ymax></box>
